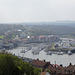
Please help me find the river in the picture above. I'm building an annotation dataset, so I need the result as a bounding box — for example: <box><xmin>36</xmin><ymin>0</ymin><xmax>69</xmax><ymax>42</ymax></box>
<box><xmin>7</xmin><ymin>47</ymin><xmax>75</xmax><ymax>67</ymax></box>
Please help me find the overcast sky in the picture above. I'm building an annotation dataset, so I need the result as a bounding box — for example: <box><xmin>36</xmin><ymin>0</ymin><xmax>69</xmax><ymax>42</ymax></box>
<box><xmin>0</xmin><ymin>0</ymin><xmax>75</xmax><ymax>23</ymax></box>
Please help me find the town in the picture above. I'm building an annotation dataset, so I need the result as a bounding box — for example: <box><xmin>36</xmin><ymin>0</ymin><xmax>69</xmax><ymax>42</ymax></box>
<box><xmin>0</xmin><ymin>25</ymin><xmax>75</xmax><ymax>55</ymax></box>
<box><xmin>0</xmin><ymin>24</ymin><xmax>75</xmax><ymax>75</ymax></box>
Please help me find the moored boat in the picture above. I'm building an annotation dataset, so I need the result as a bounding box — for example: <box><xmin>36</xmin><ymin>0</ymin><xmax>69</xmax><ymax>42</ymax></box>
<box><xmin>57</xmin><ymin>52</ymin><xmax>64</xmax><ymax>55</ymax></box>
<box><xmin>20</xmin><ymin>50</ymin><xmax>25</xmax><ymax>53</ymax></box>
<box><xmin>68</xmin><ymin>50</ymin><xmax>72</xmax><ymax>55</ymax></box>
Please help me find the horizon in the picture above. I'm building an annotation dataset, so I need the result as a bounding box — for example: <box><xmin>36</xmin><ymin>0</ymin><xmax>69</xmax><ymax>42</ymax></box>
<box><xmin>0</xmin><ymin>20</ymin><xmax>75</xmax><ymax>24</ymax></box>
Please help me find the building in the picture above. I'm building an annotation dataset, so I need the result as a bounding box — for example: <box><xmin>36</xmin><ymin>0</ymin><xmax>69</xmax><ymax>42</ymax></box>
<box><xmin>66</xmin><ymin>63</ymin><xmax>75</xmax><ymax>75</ymax></box>
<box><xmin>30</xmin><ymin>59</ymin><xmax>50</xmax><ymax>70</ymax></box>
<box><xmin>55</xmin><ymin>66</ymin><xmax>66</xmax><ymax>75</ymax></box>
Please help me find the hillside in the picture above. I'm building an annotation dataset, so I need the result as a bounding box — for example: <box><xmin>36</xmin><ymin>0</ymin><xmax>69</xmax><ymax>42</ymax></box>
<box><xmin>0</xmin><ymin>21</ymin><xmax>75</xmax><ymax>35</ymax></box>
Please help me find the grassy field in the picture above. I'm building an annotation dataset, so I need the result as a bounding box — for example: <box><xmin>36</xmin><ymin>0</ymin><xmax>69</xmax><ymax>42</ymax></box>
<box><xmin>0</xmin><ymin>35</ymin><xmax>4</xmax><ymax>39</ymax></box>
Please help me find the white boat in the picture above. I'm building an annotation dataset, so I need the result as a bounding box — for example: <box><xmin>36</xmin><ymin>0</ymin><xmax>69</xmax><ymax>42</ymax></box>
<box><xmin>57</xmin><ymin>52</ymin><xmax>64</xmax><ymax>55</ymax></box>
<box><xmin>68</xmin><ymin>51</ymin><xmax>72</xmax><ymax>55</ymax></box>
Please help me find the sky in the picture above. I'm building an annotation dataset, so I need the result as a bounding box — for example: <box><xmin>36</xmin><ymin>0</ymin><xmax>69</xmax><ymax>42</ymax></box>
<box><xmin>0</xmin><ymin>0</ymin><xmax>75</xmax><ymax>23</ymax></box>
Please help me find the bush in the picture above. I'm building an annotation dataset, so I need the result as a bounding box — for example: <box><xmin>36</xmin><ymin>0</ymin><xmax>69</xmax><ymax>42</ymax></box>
<box><xmin>0</xmin><ymin>52</ymin><xmax>41</xmax><ymax>75</ymax></box>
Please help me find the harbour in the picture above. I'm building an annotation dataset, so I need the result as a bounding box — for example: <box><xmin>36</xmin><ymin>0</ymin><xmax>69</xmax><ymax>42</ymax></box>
<box><xmin>7</xmin><ymin>46</ymin><xmax>75</xmax><ymax>67</ymax></box>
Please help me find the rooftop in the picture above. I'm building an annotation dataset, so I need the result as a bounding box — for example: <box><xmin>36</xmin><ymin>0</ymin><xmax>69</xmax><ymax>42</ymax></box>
<box><xmin>31</xmin><ymin>59</ymin><xmax>47</xmax><ymax>67</ymax></box>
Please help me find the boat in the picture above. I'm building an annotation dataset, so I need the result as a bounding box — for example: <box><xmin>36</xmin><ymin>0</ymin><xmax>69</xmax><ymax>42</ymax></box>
<box><xmin>57</xmin><ymin>52</ymin><xmax>64</xmax><ymax>55</ymax></box>
<box><xmin>27</xmin><ymin>47</ymin><xmax>32</xmax><ymax>50</ymax></box>
<box><xmin>68</xmin><ymin>51</ymin><xmax>72</xmax><ymax>55</ymax></box>
<box><xmin>32</xmin><ymin>50</ymin><xmax>39</xmax><ymax>55</ymax></box>
<box><xmin>20</xmin><ymin>50</ymin><xmax>25</xmax><ymax>53</ymax></box>
<box><xmin>53</xmin><ymin>52</ymin><xmax>58</xmax><ymax>54</ymax></box>
<box><xmin>46</xmin><ymin>51</ymin><xmax>52</xmax><ymax>55</ymax></box>
<box><xmin>49</xmin><ymin>52</ymin><xmax>52</xmax><ymax>55</ymax></box>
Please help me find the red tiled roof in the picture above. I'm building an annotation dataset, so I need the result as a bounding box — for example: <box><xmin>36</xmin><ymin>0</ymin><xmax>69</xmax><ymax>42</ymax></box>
<box><xmin>66</xmin><ymin>65</ymin><xmax>74</xmax><ymax>71</ymax></box>
<box><xmin>47</xmin><ymin>65</ymin><xmax>55</xmax><ymax>72</ymax></box>
<box><xmin>31</xmin><ymin>59</ymin><xmax>47</xmax><ymax>67</ymax></box>
<box><xmin>66</xmin><ymin>65</ymin><xmax>75</xmax><ymax>72</ymax></box>
<box><xmin>53</xmin><ymin>64</ymin><xmax>59</xmax><ymax>68</ymax></box>
<box><xmin>53</xmin><ymin>64</ymin><xmax>59</xmax><ymax>66</ymax></box>
<box><xmin>55</xmin><ymin>66</ymin><xmax>66</xmax><ymax>74</ymax></box>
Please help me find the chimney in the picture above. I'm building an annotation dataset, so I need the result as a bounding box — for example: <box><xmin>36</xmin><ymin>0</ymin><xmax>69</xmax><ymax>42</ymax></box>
<box><xmin>49</xmin><ymin>62</ymin><xmax>51</xmax><ymax>64</ymax></box>
<box><xmin>60</xmin><ymin>64</ymin><xmax>63</xmax><ymax>67</ymax></box>
<box><xmin>37</xmin><ymin>58</ymin><xmax>39</xmax><ymax>61</ymax></box>
<box><xmin>69</xmin><ymin>63</ymin><xmax>72</xmax><ymax>66</ymax></box>
<box><xmin>55</xmin><ymin>65</ymin><xmax>56</xmax><ymax>68</ymax></box>
<box><xmin>43</xmin><ymin>60</ymin><xmax>45</xmax><ymax>62</ymax></box>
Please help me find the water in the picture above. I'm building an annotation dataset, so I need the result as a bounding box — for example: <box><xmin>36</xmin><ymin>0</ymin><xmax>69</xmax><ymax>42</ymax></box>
<box><xmin>7</xmin><ymin>47</ymin><xmax>75</xmax><ymax>66</ymax></box>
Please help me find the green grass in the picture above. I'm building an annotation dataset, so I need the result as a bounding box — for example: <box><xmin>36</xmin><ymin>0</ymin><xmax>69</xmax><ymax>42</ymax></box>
<box><xmin>52</xmin><ymin>44</ymin><xmax>55</xmax><ymax>49</ymax></box>
<box><xmin>0</xmin><ymin>35</ymin><xmax>4</xmax><ymax>39</ymax></box>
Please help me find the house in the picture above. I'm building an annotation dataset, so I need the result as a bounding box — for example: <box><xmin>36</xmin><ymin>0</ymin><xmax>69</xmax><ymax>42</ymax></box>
<box><xmin>66</xmin><ymin>63</ymin><xmax>75</xmax><ymax>75</ymax></box>
<box><xmin>47</xmin><ymin>64</ymin><xmax>67</xmax><ymax>75</ymax></box>
<box><xmin>47</xmin><ymin>64</ymin><xmax>56</xmax><ymax>72</ymax></box>
<box><xmin>52</xmin><ymin>63</ymin><xmax>75</xmax><ymax>75</ymax></box>
<box><xmin>30</xmin><ymin>59</ymin><xmax>50</xmax><ymax>70</ymax></box>
<box><xmin>30</xmin><ymin>59</ymin><xmax>75</xmax><ymax>75</ymax></box>
<box><xmin>55</xmin><ymin>66</ymin><xmax>66</xmax><ymax>75</ymax></box>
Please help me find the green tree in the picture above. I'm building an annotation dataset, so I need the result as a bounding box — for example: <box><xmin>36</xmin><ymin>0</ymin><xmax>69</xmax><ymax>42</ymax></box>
<box><xmin>33</xmin><ymin>68</ymin><xmax>42</xmax><ymax>75</ymax></box>
<box><xmin>0</xmin><ymin>52</ymin><xmax>41</xmax><ymax>75</ymax></box>
<box><xmin>0</xmin><ymin>53</ymin><xmax>20</xmax><ymax>75</ymax></box>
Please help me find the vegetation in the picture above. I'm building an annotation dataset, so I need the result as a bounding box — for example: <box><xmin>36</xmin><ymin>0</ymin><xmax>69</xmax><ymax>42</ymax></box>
<box><xmin>0</xmin><ymin>52</ymin><xmax>41</xmax><ymax>75</ymax></box>
<box><xmin>52</xmin><ymin>43</ymin><xmax>55</xmax><ymax>49</ymax></box>
<box><xmin>0</xmin><ymin>35</ymin><xmax>5</xmax><ymax>39</ymax></box>
<box><xmin>0</xmin><ymin>24</ymin><xmax>75</xmax><ymax>40</ymax></box>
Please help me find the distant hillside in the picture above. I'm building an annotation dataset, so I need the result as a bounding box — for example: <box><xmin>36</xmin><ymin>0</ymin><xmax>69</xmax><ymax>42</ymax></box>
<box><xmin>0</xmin><ymin>21</ymin><xmax>75</xmax><ymax>35</ymax></box>
<box><xmin>30</xmin><ymin>25</ymin><xmax>75</xmax><ymax>35</ymax></box>
<box><xmin>21</xmin><ymin>21</ymin><xmax>75</xmax><ymax>27</ymax></box>
<box><xmin>20</xmin><ymin>21</ymin><xmax>75</xmax><ymax>35</ymax></box>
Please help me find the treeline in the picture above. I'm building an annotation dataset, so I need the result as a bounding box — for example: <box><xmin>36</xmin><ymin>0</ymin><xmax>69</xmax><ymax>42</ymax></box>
<box><xmin>0</xmin><ymin>52</ymin><xmax>41</xmax><ymax>75</ymax></box>
<box><xmin>30</xmin><ymin>25</ymin><xmax>75</xmax><ymax>35</ymax></box>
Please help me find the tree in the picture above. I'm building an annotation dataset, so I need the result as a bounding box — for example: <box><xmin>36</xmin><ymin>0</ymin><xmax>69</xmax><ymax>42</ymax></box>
<box><xmin>0</xmin><ymin>52</ymin><xmax>41</xmax><ymax>75</ymax></box>
<box><xmin>0</xmin><ymin>53</ymin><xmax>20</xmax><ymax>75</ymax></box>
<box><xmin>33</xmin><ymin>68</ymin><xmax>42</xmax><ymax>75</ymax></box>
